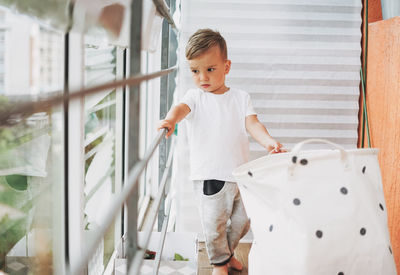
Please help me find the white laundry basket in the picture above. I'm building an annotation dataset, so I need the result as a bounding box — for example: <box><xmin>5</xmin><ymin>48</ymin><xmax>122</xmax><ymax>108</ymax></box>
<box><xmin>233</xmin><ymin>139</ymin><xmax>397</xmax><ymax>275</ymax></box>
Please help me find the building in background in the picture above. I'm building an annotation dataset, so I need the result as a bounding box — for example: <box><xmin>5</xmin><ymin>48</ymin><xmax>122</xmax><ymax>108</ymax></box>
<box><xmin>0</xmin><ymin>7</ymin><xmax>63</xmax><ymax>95</ymax></box>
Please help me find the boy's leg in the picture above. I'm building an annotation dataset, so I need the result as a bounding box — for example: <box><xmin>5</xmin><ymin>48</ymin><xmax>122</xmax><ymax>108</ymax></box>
<box><xmin>193</xmin><ymin>180</ymin><xmax>236</xmax><ymax>266</ymax></box>
<box><xmin>212</xmin><ymin>265</ymin><xmax>228</xmax><ymax>275</ymax></box>
<box><xmin>227</xmin><ymin>183</ymin><xmax>251</xmax><ymax>254</ymax></box>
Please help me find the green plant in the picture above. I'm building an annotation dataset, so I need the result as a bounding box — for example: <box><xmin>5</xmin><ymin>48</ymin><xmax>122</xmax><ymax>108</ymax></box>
<box><xmin>5</xmin><ymin>175</ymin><xmax>27</xmax><ymax>191</ymax></box>
<box><xmin>0</xmin><ymin>215</ymin><xmax>25</xmax><ymax>268</ymax></box>
<box><xmin>174</xmin><ymin>253</ymin><xmax>189</xmax><ymax>261</ymax></box>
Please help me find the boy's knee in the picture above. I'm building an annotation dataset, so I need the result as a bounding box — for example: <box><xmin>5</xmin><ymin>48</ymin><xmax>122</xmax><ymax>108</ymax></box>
<box><xmin>207</xmin><ymin>231</ymin><xmax>223</xmax><ymax>243</ymax></box>
<box><xmin>245</xmin><ymin>218</ymin><xmax>251</xmax><ymax>230</ymax></box>
<box><xmin>246</xmin><ymin>218</ymin><xmax>251</xmax><ymax>227</ymax></box>
<box><xmin>241</xmin><ymin>218</ymin><xmax>251</xmax><ymax>236</ymax></box>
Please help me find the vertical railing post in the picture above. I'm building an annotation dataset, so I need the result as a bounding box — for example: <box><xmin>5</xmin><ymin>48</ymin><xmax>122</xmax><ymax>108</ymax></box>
<box><xmin>114</xmin><ymin>47</ymin><xmax>125</xmax><ymax>256</ymax></box>
<box><xmin>126</xmin><ymin>0</ymin><xmax>143</xmax><ymax>271</ymax></box>
<box><xmin>67</xmin><ymin>30</ymin><xmax>86</xmax><ymax>275</ymax></box>
<box><xmin>158</xmin><ymin>0</ymin><xmax>171</xmax><ymax>231</ymax></box>
<box><xmin>167</xmin><ymin>0</ymin><xmax>178</xmax><ymax>112</ymax></box>
<box><xmin>166</xmin><ymin>0</ymin><xmax>178</xmax><ymax>196</ymax></box>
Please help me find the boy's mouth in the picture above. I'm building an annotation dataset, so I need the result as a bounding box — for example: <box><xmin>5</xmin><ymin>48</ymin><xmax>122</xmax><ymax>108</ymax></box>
<box><xmin>201</xmin><ymin>84</ymin><xmax>210</xmax><ymax>88</ymax></box>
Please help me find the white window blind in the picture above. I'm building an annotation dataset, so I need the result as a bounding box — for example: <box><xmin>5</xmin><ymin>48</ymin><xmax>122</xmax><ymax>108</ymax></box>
<box><xmin>175</xmin><ymin>0</ymin><xmax>362</xmax><ymax>233</ymax></box>
<box><xmin>179</xmin><ymin>0</ymin><xmax>362</xmax><ymax>158</ymax></box>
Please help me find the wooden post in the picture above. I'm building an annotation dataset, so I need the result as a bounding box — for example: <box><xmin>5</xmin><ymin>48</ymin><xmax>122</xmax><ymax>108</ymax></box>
<box><xmin>366</xmin><ymin>16</ymin><xmax>400</xmax><ymax>273</ymax></box>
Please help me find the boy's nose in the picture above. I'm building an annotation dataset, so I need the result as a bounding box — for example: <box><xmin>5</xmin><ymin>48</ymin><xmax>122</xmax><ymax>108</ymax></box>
<box><xmin>199</xmin><ymin>72</ymin><xmax>208</xmax><ymax>81</ymax></box>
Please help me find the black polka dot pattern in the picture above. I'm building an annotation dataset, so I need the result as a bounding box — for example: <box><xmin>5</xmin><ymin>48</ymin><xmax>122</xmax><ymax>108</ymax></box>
<box><xmin>300</xmin><ymin>159</ymin><xmax>308</xmax><ymax>165</ymax></box>
<box><xmin>248</xmin><ymin>171</ymin><xmax>253</xmax><ymax>177</ymax></box>
<box><xmin>256</xmin><ymin>159</ymin><xmax>391</xmax><ymax>271</ymax></box>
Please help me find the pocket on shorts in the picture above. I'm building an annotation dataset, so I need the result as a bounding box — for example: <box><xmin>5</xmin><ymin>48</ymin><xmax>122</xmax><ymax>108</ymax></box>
<box><xmin>203</xmin><ymin>179</ymin><xmax>225</xmax><ymax>196</ymax></box>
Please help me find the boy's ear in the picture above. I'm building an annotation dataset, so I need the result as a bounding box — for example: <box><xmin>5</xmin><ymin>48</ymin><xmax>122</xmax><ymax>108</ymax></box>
<box><xmin>224</xmin><ymin>60</ymin><xmax>231</xmax><ymax>74</ymax></box>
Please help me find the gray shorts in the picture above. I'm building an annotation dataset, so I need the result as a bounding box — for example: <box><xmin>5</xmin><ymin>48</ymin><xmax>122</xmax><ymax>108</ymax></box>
<box><xmin>193</xmin><ymin>180</ymin><xmax>250</xmax><ymax>265</ymax></box>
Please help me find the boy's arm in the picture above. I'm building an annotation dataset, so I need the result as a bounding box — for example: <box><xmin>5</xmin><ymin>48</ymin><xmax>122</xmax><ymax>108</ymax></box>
<box><xmin>158</xmin><ymin>103</ymin><xmax>191</xmax><ymax>138</ymax></box>
<box><xmin>245</xmin><ymin>114</ymin><xmax>283</xmax><ymax>153</ymax></box>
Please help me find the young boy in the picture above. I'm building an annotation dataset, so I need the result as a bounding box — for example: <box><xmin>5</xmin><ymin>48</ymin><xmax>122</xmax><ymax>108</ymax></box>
<box><xmin>158</xmin><ymin>29</ymin><xmax>283</xmax><ymax>275</ymax></box>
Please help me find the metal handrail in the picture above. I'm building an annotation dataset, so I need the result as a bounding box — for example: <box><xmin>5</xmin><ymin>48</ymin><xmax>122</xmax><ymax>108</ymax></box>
<box><xmin>152</xmin><ymin>0</ymin><xmax>178</xmax><ymax>30</ymax></box>
<box><xmin>0</xmin><ymin>67</ymin><xmax>177</xmax><ymax>126</ymax></box>
<box><xmin>152</xmin><ymin>193</ymin><xmax>172</xmax><ymax>274</ymax></box>
<box><xmin>127</xmin><ymin>138</ymin><xmax>174</xmax><ymax>275</ymax></box>
<box><xmin>68</xmin><ymin>129</ymin><xmax>168</xmax><ymax>275</ymax></box>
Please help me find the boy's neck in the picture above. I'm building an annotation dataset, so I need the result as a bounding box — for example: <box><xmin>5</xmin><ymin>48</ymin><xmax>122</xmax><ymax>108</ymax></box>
<box><xmin>205</xmin><ymin>86</ymin><xmax>230</xmax><ymax>95</ymax></box>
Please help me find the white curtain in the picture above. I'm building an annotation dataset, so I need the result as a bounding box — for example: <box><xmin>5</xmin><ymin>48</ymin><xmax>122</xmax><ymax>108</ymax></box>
<box><xmin>175</xmin><ymin>0</ymin><xmax>362</xmax><ymax>232</ymax></box>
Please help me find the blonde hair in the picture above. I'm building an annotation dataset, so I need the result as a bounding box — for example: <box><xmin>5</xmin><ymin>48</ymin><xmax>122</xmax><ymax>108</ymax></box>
<box><xmin>185</xmin><ymin>29</ymin><xmax>227</xmax><ymax>60</ymax></box>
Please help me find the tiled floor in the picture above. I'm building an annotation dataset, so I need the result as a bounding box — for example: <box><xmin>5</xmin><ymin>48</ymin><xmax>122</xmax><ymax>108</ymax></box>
<box><xmin>198</xmin><ymin>242</ymin><xmax>251</xmax><ymax>275</ymax></box>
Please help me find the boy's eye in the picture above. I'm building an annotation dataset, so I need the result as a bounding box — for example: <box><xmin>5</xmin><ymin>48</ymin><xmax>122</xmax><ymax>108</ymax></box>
<box><xmin>208</xmin><ymin>68</ymin><xmax>215</xmax><ymax>72</ymax></box>
<box><xmin>191</xmin><ymin>69</ymin><xmax>199</xmax><ymax>74</ymax></box>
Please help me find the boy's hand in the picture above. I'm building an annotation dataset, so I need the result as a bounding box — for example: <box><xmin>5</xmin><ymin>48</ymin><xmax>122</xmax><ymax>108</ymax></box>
<box><xmin>265</xmin><ymin>138</ymin><xmax>285</xmax><ymax>154</ymax></box>
<box><xmin>158</xmin><ymin>119</ymin><xmax>175</xmax><ymax>139</ymax></box>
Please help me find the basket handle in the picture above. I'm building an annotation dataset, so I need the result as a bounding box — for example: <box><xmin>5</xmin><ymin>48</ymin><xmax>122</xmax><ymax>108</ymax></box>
<box><xmin>243</xmin><ymin>147</ymin><xmax>289</xmax><ymax>175</ymax></box>
<box><xmin>288</xmin><ymin>139</ymin><xmax>350</xmax><ymax>176</ymax></box>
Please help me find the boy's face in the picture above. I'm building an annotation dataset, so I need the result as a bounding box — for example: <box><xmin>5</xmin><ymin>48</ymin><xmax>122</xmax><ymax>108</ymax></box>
<box><xmin>188</xmin><ymin>45</ymin><xmax>231</xmax><ymax>94</ymax></box>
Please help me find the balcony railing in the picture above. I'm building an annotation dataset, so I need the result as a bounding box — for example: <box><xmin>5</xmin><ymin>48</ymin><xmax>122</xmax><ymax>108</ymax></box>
<box><xmin>0</xmin><ymin>0</ymin><xmax>179</xmax><ymax>274</ymax></box>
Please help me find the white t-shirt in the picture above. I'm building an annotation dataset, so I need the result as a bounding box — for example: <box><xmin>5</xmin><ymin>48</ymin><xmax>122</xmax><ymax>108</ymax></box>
<box><xmin>180</xmin><ymin>87</ymin><xmax>256</xmax><ymax>182</ymax></box>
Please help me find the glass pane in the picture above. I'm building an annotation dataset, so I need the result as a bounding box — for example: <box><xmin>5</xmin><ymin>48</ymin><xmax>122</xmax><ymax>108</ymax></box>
<box><xmin>0</xmin><ymin>0</ymin><xmax>70</xmax><ymax>31</ymax></box>
<box><xmin>83</xmin><ymin>30</ymin><xmax>118</xmax><ymax>274</ymax></box>
<box><xmin>0</xmin><ymin>7</ymin><xmax>64</xmax><ymax>274</ymax></box>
